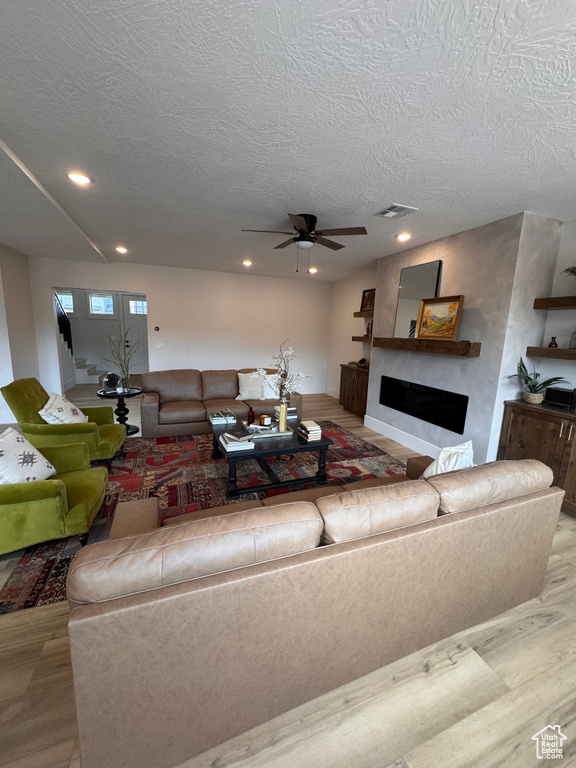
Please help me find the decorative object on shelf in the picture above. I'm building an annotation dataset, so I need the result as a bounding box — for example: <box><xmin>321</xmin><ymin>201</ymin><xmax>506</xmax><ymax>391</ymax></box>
<box><xmin>563</xmin><ymin>265</ymin><xmax>576</xmax><ymax>280</ymax></box>
<box><xmin>415</xmin><ymin>295</ymin><xmax>464</xmax><ymax>341</ymax></box>
<box><xmin>103</xmin><ymin>372</ymin><xmax>120</xmax><ymax>390</ymax></box>
<box><xmin>103</xmin><ymin>324</ymin><xmax>138</xmax><ymax>392</ymax></box>
<box><xmin>508</xmin><ymin>357</ymin><xmax>568</xmax><ymax>404</ymax></box>
<box><xmin>548</xmin><ymin>337</ymin><xmax>558</xmax><ymax>348</ymax></box>
<box><xmin>252</xmin><ymin>341</ymin><xmax>308</xmax><ymax>430</ymax></box>
<box><xmin>360</xmin><ymin>288</ymin><xmax>375</xmax><ymax>313</ymax></box>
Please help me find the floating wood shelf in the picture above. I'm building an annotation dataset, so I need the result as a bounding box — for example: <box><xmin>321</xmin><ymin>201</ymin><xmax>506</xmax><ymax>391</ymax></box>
<box><xmin>533</xmin><ymin>296</ymin><xmax>576</xmax><ymax>310</ymax></box>
<box><xmin>526</xmin><ymin>346</ymin><xmax>576</xmax><ymax>361</ymax></box>
<box><xmin>373</xmin><ymin>337</ymin><xmax>481</xmax><ymax>357</ymax></box>
<box><xmin>351</xmin><ymin>335</ymin><xmax>372</xmax><ymax>342</ymax></box>
<box><xmin>353</xmin><ymin>310</ymin><xmax>373</xmax><ymax>318</ymax></box>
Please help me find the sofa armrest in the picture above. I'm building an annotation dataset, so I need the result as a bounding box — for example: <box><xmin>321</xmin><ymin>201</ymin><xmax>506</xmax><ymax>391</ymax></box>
<box><xmin>0</xmin><ymin>478</ymin><xmax>66</xmax><ymax>504</ymax></box>
<box><xmin>82</xmin><ymin>406</ymin><xmax>114</xmax><ymax>425</ymax></box>
<box><xmin>23</xmin><ymin>421</ymin><xmax>99</xmax><ymax>436</ymax></box>
<box><xmin>40</xmin><ymin>443</ymin><xmax>91</xmax><ymax>474</ymax></box>
<box><xmin>140</xmin><ymin>392</ymin><xmax>160</xmax><ymax>439</ymax></box>
<box><xmin>406</xmin><ymin>455</ymin><xmax>434</xmax><ymax>479</ymax></box>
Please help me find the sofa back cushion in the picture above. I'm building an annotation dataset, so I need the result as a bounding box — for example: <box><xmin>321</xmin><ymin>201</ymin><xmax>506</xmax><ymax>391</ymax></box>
<box><xmin>316</xmin><ymin>481</ymin><xmax>439</xmax><ymax>544</ymax></box>
<box><xmin>67</xmin><ymin>502</ymin><xmax>323</xmax><ymax>607</ymax></box>
<box><xmin>425</xmin><ymin>459</ymin><xmax>554</xmax><ymax>514</ymax></box>
<box><xmin>201</xmin><ymin>370</ymin><xmax>239</xmax><ymax>400</ymax></box>
<box><xmin>141</xmin><ymin>370</ymin><xmax>203</xmax><ymax>403</ymax></box>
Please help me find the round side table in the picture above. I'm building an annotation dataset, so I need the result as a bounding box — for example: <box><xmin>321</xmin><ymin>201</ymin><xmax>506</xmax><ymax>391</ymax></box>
<box><xmin>97</xmin><ymin>387</ymin><xmax>142</xmax><ymax>435</ymax></box>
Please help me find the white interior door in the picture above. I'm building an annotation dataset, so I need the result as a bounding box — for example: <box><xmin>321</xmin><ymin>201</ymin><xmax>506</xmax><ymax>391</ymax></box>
<box><xmin>120</xmin><ymin>293</ymin><xmax>149</xmax><ymax>374</ymax></box>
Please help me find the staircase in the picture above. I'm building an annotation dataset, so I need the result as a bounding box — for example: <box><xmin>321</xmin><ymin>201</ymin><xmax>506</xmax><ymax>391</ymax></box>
<box><xmin>74</xmin><ymin>357</ymin><xmax>108</xmax><ymax>385</ymax></box>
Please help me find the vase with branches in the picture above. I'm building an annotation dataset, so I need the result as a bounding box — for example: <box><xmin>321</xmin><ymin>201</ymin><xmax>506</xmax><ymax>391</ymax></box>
<box><xmin>252</xmin><ymin>341</ymin><xmax>307</xmax><ymax>429</ymax></box>
<box><xmin>103</xmin><ymin>324</ymin><xmax>138</xmax><ymax>392</ymax></box>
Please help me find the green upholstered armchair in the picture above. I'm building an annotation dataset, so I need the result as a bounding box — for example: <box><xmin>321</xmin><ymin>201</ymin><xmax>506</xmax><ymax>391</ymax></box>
<box><xmin>1</xmin><ymin>378</ymin><xmax>126</xmax><ymax>463</ymax></box>
<box><xmin>0</xmin><ymin>442</ymin><xmax>108</xmax><ymax>555</ymax></box>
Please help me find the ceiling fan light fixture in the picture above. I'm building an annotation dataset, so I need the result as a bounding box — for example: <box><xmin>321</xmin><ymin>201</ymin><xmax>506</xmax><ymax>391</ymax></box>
<box><xmin>66</xmin><ymin>171</ymin><xmax>92</xmax><ymax>185</ymax></box>
<box><xmin>296</xmin><ymin>239</ymin><xmax>314</xmax><ymax>250</ymax></box>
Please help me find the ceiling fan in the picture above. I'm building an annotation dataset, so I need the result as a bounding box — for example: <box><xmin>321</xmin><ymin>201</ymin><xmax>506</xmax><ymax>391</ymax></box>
<box><xmin>242</xmin><ymin>213</ymin><xmax>367</xmax><ymax>251</ymax></box>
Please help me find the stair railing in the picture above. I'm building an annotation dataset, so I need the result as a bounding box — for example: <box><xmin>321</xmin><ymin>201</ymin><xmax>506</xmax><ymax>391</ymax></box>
<box><xmin>55</xmin><ymin>294</ymin><xmax>73</xmax><ymax>355</ymax></box>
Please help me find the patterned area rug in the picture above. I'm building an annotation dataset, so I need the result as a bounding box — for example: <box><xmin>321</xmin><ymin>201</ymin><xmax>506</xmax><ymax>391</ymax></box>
<box><xmin>0</xmin><ymin>421</ymin><xmax>404</xmax><ymax>613</ymax></box>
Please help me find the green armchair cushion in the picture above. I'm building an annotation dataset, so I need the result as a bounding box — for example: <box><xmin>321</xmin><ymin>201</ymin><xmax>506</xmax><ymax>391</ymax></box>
<box><xmin>0</xmin><ymin>442</ymin><xmax>109</xmax><ymax>555</ymax></box>
<box><xmin>1</xmin><ymin>378</ymin><xmax>126</xmax><ymax>462</ymax></box>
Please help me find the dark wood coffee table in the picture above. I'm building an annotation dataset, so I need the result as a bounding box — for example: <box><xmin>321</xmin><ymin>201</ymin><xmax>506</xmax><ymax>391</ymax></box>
<box><xmin>211</xmin><ymin>422</ymin><xmax>333</xmax><ymax>498</ymax></box>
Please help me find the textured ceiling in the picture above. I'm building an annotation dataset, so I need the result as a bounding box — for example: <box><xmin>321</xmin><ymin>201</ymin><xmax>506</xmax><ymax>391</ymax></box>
<box><xmin>1</xmin><ymin>0</ymin><xmax>576</xmax><ymax>281</ymax></box>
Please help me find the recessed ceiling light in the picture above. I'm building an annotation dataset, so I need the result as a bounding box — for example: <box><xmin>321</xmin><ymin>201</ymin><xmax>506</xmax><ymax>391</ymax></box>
<box><xmin>115</xmin><ymin>246</ymin><xmax>128</xmax><ymax>254</ymax></box>
<box><xmin>308</xmin><ymin>267</ymin><xmax>318</xmax><ymax>274</ymax></box>
<box><xmin>243</xmin><ymin>259</ymin><xmax>252</xmax><ymax>266</ymax></box>
<box><xmin>66</xmin><ymin>172</ymin><xmax>92</xmax><ymax>185</ymax></box>
<box><xmin>396</xmin><ymin>233</ymin><xmax>411</xmax><ymax>242</ymax></box>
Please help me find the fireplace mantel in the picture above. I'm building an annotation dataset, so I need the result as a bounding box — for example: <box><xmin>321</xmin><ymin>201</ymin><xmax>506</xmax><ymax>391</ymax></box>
<box><xmin>372</xmin><ymin>337</ymin><xmax>481</xmax><ymax>357</ymax></box>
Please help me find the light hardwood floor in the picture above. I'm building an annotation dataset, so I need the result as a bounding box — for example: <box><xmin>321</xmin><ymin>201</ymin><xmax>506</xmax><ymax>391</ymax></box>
<box><xmin>1</xmin><ymin>394</ymin><xmax>575</xmax><ymax>768</ymax></box>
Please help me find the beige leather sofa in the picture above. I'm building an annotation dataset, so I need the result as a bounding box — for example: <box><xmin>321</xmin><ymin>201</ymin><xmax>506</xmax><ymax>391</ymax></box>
<box><xmin>67</xmin><ymin>458</ymin><xmax>563</xmax><ymax>768</ymax></box>
<box><xmin>140</xmin><ymin>368</ymin><xmax>303</xmax><ymax>438</ymax></box>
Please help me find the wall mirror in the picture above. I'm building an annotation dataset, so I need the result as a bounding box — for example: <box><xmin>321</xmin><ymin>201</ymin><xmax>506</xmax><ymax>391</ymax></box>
<box><xmin>393</xmin><ymin>260</ymin><xmax>443</xmax><ymax>338</ymax></box>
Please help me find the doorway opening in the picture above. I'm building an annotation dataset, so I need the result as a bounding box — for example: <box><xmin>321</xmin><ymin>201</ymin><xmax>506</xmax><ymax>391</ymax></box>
<box><xmin>54</xmin><ymin>287</ymin><xmax>149</xmax><ymax>390</ymax></box>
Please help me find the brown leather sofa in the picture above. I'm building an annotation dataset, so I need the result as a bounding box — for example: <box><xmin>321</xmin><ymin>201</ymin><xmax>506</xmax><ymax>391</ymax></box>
<box><xmin>140</xmin><ymin>368</ymin><xmax>303</xmax><ymax>438</ymax></box>
<box><xmin>67</xmin><ymin>458</ymin><xmax>563</xmax><ymax>768</ymax></box>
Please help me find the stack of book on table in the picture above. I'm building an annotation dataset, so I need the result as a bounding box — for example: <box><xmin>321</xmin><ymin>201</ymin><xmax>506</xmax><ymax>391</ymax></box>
<box><xmin>246</xmin><ymin>421</ymin><xmax>293</xmax><ymax>439</ymax></box>
<box><xmin>209</xmin><ymin>409</ymin><xmax>236</xmax><ymax>425</ymax></box>
<box><xmin>219</xmin><ymin>431</ymin><xmax>255</xmax><ymax>452</ymax></box>
<box><xmin>298</xmin><ymin>420</ymin><xmax>322</xmax><ymax>441</ymax></box>
<box><xmin>274</xmin><ymin>405</ymin><xmax>298</xmax><ymax>420</ymax></box>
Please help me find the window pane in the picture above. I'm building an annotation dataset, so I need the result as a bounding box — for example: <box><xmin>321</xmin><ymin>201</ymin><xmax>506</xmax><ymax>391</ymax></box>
<box><xmin>129</xmin><ymin>300</ymin><xmax>147</xmax><ymax>315</ymax></box>
<box><xmin>90</xmin><ymin>294</ymin><xmax>114</xmax><ymax>315</ymax></box>
<box><xmin>56</xmin><ymin>292</ymin><xmax>74</xmax><ymax>313</ymax></box>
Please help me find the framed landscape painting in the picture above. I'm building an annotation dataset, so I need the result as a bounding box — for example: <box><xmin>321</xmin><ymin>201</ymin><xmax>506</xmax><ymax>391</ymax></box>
<box><xmin>415</xmin><ymin>295</ymin><xmax>464</xmax><ymax>341</ymax></box>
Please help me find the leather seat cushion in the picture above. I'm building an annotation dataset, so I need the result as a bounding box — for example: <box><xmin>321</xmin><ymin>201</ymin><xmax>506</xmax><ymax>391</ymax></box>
<box><xmin>66</xmin><ymin>502</ymin><xmax>323</xmax><ymax>606</ymax></box>
<box><xmin>426</xmin><ymin>459</ymin><xmax>554</xmax><ymax>514</ymax></box>
<box><xmin>158</xmin><ymin>401</ymin><xmax>206</xmax><ymax>424</ymax></box>
<box><xmin>201</xmin><ymin>370</ymin><xmax>239</xmax><ymax>400</ymax></box>
<box><xmin>317</xmin><ymin>480</ymin><xmax>439</xmax><ymax>544</ymax></box>
<box><xmin>203</xmin><ymin>400</ymin><xmax>249</xmax><ymax>419</ymax></box>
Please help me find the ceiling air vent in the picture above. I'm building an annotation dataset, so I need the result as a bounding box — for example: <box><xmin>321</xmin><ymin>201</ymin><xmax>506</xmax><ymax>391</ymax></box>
<box><xmin>376</xmin><ymin>204</ymin><xmax>419</xmax><ymax>218</ymax></box>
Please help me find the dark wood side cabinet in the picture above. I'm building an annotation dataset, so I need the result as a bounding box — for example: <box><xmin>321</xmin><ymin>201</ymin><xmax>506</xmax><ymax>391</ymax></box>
<box><xmin>498</xmin><ymin>399</ymin><xmax>576</xmax><ymax>517</ymax></box>
<box><xmin>339</xmin><ymin>364</ymin><xmax>369</xmax><ymax>417</ymax></box>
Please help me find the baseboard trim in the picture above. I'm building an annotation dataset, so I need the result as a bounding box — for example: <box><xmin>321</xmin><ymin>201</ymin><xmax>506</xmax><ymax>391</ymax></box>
<box><xmin>364</xmin><ymin>415</ymin><xmax>441</xmax><ymax>458</ymax></box>
<box><xmin>325</xmin><ymin>386</ymin><xmax>339</xmax><ymax>399</ymax></box>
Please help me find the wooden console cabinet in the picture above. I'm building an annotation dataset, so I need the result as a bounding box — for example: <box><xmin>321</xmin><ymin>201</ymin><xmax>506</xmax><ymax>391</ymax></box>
<box><xmin>339</xmin><ymin>364</ymin><xmax>369</xmax><ymax>417</ymax></box>
<box><xmin>498</xmin><ymin>399</ymin><xmax>576</xmax><ymax>517</ymax></box>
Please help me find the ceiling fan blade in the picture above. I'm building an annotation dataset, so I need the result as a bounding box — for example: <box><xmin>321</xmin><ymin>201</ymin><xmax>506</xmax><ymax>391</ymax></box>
<box><xmin>315</xmin><ymin>236</ymin><xmax>345</xmax><ymax>251</ymax></box>
<box><xmin>241</xmin><ymin>229</ymin><xmax>294</xmax><ymax>234</ymax></box>
<box><xmin>314</xmin><ymin>227</ymin><xmax>367</xmax><ymax>236</ymax></box>
<box><xmin>288</xmin><ymin>213</ymin><xmax>310</xmax><ymax>232</ymax></box>
<box><xmin>274</xmin><ymin>238</ymin><xmax>295</xmax><ymax>249</ymax></box>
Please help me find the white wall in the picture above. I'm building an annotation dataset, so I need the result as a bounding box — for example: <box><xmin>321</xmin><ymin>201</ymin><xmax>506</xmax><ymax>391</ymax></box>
<box><xmin>324</xmin><ymin>265</ymin><xmax>377</xmax><ymax>398</ymax></box>
<box><xmin>28</xmin><ymin>258</ymin><xmax>332</xmax><ymax>395</ymax></box>
<box><xmin>0</xmin><ymin>243</ymin><xmax>39</xmax><ymax>382</ymax></box>
<box><xmin>0</xmin><ymin>268</ymin><xmax>15</xmax><ymax>421</ymax></box>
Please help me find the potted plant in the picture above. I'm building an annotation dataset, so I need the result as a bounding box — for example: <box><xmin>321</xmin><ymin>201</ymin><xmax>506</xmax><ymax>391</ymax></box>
<box><xmin>103</xmin><ymin>324</ymin><xmax>138</xmax><ymax>392</ymax></box>
<box><xmin>509</xmin><ymin>357</ymin><xmax>568</xmax><ymax>404</ymax></box>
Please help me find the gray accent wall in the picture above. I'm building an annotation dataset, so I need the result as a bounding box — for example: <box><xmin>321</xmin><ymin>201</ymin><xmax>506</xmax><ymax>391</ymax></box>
<box><xmin>367</xmin><ymin>213</ymin><xmax>562</xmax><ymax>463</ymax></box>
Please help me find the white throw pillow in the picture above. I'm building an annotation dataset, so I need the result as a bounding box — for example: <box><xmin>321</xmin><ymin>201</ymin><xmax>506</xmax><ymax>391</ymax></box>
<box><xmin>262</xmin><ymin>374</ymin><xmax>278</xmax><ymax>400</ymax></box>
<box><xmin>421</xmin><ymin>441</ymin><xmax>475</xmax><ymax>479</ymax></box>
<box><xmin>38</xmin><ymin>393</ymin><xmax>88</xmax><ymax>425</ymax></box>
<box><xmin>236</xmin><ymin>372</ymin><xmax>264</xmax><ymax>401</ymax></box>
<box><xmin>0</xmin><ymin>428</ymin><xmax>56</xmax><ymax>484</ymax></box>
